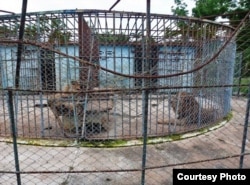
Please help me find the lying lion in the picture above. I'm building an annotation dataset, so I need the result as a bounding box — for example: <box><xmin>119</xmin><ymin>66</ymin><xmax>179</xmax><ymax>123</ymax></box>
<box><xmin>158</xmin><ymin>91</ymin><xmax>218</xmax><ymax>125</ymax></box>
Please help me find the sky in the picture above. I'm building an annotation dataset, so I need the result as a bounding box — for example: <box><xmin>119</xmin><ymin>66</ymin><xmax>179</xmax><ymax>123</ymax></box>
<box><xmin>0</xmin><ymin>0</ymin><xmax>195</xmax><ymax>15</ymax></box>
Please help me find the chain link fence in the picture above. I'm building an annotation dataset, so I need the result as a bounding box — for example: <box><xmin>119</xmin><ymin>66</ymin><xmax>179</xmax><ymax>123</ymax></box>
<box><xmin>0</xmin><ymin>9</ymin><xmax>249</xmax><ymax>185</ymax></box>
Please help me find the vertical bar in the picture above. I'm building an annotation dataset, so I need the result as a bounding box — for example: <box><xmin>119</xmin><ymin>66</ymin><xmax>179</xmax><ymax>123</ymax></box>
<box><xmin>15</xmin><ymin>0</ymin><xmax>28</xmax><ymax>88</ymax></box>
<box><xmin>7</xmin><ymin>90</ymin><xmax>21</xmax><ymax>185</ymax></box>
<box><xmin>236</xmin><ymin>54</ymin><xmax>242</xmax><ymax>97</ymax></box>
<box><xmin>239</xmin><ymin>84</ymin><xmax>250</xmax><ymax>168</ymax></box>
<box><xmin>141</xmin><ymin>0</ymin><xmax>151</xmax><ymax>184</ymax></box>
<box><xmin>39</xmin><ymin>92</ymin><xmax>45</xmax><ymax>137</ymax></box>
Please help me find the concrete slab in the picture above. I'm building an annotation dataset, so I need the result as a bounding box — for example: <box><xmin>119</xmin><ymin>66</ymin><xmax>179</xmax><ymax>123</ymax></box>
<box><xmin>0</xmin><ymin>96</ymin><xmax>249</xmax><ymax>185</ymax></box>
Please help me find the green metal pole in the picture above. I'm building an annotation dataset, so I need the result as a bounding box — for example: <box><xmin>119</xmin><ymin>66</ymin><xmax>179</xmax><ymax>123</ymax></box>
<box><xmin>7</xmin><ymin>90</ymin><xmax>21</xmax><ymax>185</ymax></box>
<box><xmin>141</xmin><ymin>0</ymin><xmax>151</xmax><ymax>184</ymax></box>
<box><xmin>239</xmin><ymin>84</ymin><xmax>250</xmax><ymax>168</ymax></box>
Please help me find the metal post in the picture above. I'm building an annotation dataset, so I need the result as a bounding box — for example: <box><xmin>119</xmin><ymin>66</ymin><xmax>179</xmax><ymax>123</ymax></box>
<box><xmin>239</xmin><ymin>84</ymin><xmax>250</xmax><ymax>168</ymax></box>
<box><xmin>15</xmin><ymin>0</ymin><xmax>28</xmax><ymax>89</ymax></box>
<box><xmin>141</xmin><ymin>0</ymin><xmax>151</xmax><ymax>184</ymax></box>
<box><xmin>7</xmin><ymin>90</ymin><xmax>21</xmax><ymax>185</ymax></box>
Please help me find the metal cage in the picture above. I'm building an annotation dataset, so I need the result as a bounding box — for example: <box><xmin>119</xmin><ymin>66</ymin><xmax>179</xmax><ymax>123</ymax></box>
<box><xmin>0</xmin><ymin>9</ymin><xmax>236</xmax><ymax>140</ymax></box>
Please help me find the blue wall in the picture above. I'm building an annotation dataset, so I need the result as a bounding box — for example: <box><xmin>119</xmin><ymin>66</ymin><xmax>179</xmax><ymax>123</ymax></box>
<box><xmin>158</xmin><ymin>46</ymin><xmax>195</xmax><ymax>92</ymax></box>
<box><xmin>99</xmin><ymin>45</ymin><xmax>134</xmax><ymax>88</ymax></box>
<box><xmin>0</xmin><ymin>46</ymin><xmax>40</xmax><ymax>89</ymax></box>
<box><xmin>1</xmin><ymin>44</ymin><xmax>233</xmax><ymax>93</ymax></box>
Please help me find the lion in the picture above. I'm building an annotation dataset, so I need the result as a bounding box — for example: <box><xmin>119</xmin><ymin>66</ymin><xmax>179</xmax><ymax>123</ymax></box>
<box><xmin>35</xmin><ymin>80</ymin><xmax>112</xmax><ymax>135</ymax></box>
<box><xmin>54</xmin><ymin>80</ymin><xmax>82</xmax><ymax>98</ymax></box>
<box><xmin>34</xmin><ymin>80</ymin><xmax>82</xmax><ymax>108</ymax></box>
<box><xmin>158</xmin><ymin>91</ymin><xmax>218</xmax><ymax>125</ymax></box>
<box><xmin>170</xmin><ymin>91</ymin><xmax>200</xmax><ymax>121</ymax></box>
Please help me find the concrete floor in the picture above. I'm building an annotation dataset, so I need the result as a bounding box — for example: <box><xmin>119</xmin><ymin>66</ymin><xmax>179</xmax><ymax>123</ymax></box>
<box><xmin>0</xmin><ymin>96</ymin><xmax>249</xmax><ymax>185</ymax></box>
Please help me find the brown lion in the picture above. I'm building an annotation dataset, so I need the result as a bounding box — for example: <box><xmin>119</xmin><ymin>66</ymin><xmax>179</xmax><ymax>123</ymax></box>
<box><xmin>158</xmin><ymin>91</ymin><xmax>218</xmax><ymax>125</ymax></box>
<box><xmin>170</xmin><ymin>91</ymin><xmax>199</xmax><ymax>121</ymax></box>
<box><xmin>34</xmin><ymin>80</ymin><xmax>82</xmax><ymax>109</ymax></box>
<box><xmin>50</xmin><ymin>80</ymin><xmax>84</xmax><ymax>115</ymax></box>
<box><xmin>54</xmin><ymin>80</ymin><xmax>82</xmax><ymax>99</ymax></box>
<box><xmin>35</xmin><ymin>81</ymin><xmax>113</xmax><ymax>135</ymax></box>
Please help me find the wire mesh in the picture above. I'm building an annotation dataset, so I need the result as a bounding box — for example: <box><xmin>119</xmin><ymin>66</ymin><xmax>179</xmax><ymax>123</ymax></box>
<box><xmin>0</xmin><ymin>9</ymin><xmax>249</xmax><ymax>185</ymax></box>
<box><xmin>0</xmin><ymin>10</ymin><xmax>236</xmax><ymax>140</ymax></box>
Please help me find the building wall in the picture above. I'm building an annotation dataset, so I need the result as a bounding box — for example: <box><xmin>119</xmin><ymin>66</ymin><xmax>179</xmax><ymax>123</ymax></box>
<box><xmin>99</xmin><ymin>45</ymin><xmax>134</xmax><ymax>88</ymax></box>
<box><xmin>158</xmin><ymin>46</ymin><xmax>195</xmax><ymax>92</ymax></box>
<box><xmin>0</xmin><ymin>45</ymin><xmax>40</xmax><ymax>90</ymax></box>
<box><xmin>0</xmin><ymin>43</ymin><xmax>234</xmax><ymax>95</ymax></box>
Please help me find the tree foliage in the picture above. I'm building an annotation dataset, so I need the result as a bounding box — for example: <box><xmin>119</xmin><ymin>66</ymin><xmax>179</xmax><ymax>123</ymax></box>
<box><xmin>192</xmin><ymin>0</ymin><xmax>235</xmax><ymax>20</ymax></box>
<box><xmin>0</xmin><ymin>25</ymin><xmax>12</xmax><ymax>38</ymax></box>
<box><xmin>171</xmin><ymin>0</ymin><xmax>250</xmax><ymax>76</ymax></box>
<box><xmin>47</xmin><ymin>19</ymin><xmax>71</xmax><ymax>44</ymax></box>
<box><xmin>169</xmin><ymin>0</ymin><xmax>218</xmax><ymax>41</ymax></box>
<box><xmin>0</xmin><ymin>15</ymin><xmax>71</xmax><ymax>45</ymax></box>
<box><xmin>222</xmin><ymin>0</ymin><xmax>250</xmax><ymax>76</ymax></box>
<box><xmin>171</xmin><ymin>0</ymin><xmax>189</xmax><ymax>16</ymax></box>
<box><xmin>97</xmin><ymin>31</ymin><xmax>130</xmax><ymax>44</ymax></box>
